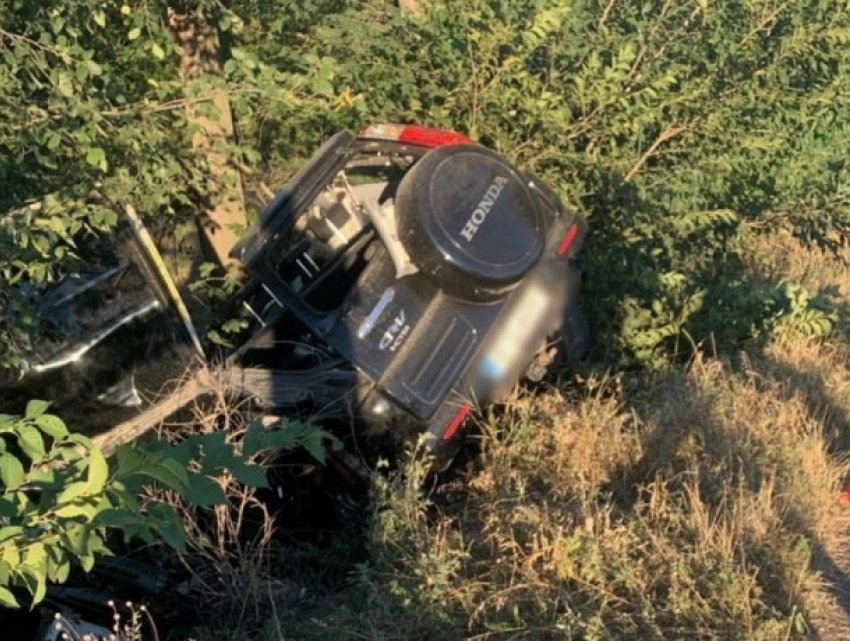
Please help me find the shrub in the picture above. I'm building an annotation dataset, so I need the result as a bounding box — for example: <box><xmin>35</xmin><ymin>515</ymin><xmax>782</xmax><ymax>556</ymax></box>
<box><xmin>0</xmin><ymin>401</ymin><xmax>329</xmax><ymax>608</ymax></box>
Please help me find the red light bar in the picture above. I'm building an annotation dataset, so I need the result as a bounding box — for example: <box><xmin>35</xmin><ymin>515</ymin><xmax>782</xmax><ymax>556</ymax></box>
<box><xmin>359</xmin><ymin>124</ymin><xmax>472</xmax><ymax>148</ymax></box>
<box><xmin>557</xmin><ymin>223</ymin><xmax>579</xmax><ymax>256</ymax></box>
<box><xmin>442</xmin><ymin>402</ymin><xmax>472</xmax><ymax>440</ymax></box>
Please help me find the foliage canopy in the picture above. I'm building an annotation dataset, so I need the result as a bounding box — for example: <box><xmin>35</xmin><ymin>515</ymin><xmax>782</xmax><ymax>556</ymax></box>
<box><xmin>3</xmin><ymin>0</ymin><xmax>849</xmax><ymax>366</ymax></box>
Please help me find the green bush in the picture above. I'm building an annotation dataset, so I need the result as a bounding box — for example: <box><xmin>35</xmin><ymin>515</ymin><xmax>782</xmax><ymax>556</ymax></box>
<box><xmin>0</xmin><ymin>0</ymin><xmax>340</xmax><ymax>366</ymax></box>
<box><xmin>0</xmin><ymin>0</ymin><xmax>347</xmax><ymax>609</ymax></box>
<box><xmin>0</xmin><ymin>401</ymin><xmax>330</xmax><ymax>608</ymax></box>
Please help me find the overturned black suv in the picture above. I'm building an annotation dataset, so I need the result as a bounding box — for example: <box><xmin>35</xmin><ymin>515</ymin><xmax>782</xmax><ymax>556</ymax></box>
<box><xmin>1</xmin><ymin>125</ymin><xmax>588</xmax><ymax>473</ymax></box>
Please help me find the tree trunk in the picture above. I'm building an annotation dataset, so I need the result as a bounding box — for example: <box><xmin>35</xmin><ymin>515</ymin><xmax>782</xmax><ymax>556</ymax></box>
<box><xmin>168</xmin><ymin>6</ymin><xmax>246</xmax><ymax>270</ymax></box>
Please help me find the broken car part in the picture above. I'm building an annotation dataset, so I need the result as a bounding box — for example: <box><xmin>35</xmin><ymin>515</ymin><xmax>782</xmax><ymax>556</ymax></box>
<box><xmin>1</xmin><ymin>125</ymin><xmax>588</xmax><ymax>473</ymax></box>
<box><xmin>227</xmin><ymin>125</ymin><xmax>588</xmax><ymax>468</ymax></box>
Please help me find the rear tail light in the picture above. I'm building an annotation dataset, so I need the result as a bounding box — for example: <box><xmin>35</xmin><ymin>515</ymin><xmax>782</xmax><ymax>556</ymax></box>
<box><xmin>442</xmin><ymin>402</ymin><xmax>472</xmax><ymax>440</ymax></box>
<box><xmin>557</xmin><ymin>223</ymin><xmax>579</xmax><ymax>256</ymax></box>
<box><xmin>359</xmin><ymin>124</ymin><xmax>472</xmax><ymax>148</ymax></box>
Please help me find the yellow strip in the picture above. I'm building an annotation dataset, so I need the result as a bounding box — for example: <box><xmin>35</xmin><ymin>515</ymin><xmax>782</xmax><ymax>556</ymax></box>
<box><xmin>124</xmin><ymin>205</ymin><xmax>205</xmax><ymax>357</ymax></box>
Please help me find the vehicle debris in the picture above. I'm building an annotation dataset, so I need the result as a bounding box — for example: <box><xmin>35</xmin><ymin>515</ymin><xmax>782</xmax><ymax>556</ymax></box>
<box><xmin>1</xmin><ymin>124</ymin><xmax>589</xmax><ymax>472</ymax></box>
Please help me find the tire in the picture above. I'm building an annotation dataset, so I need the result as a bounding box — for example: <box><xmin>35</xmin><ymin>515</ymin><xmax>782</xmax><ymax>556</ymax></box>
<box><xmin>561</xmin><ymin>305</ymin><xmax>590</xmax><ymax>365</ymax></box>
<box><xmin>524</xmin><ymin>305</ymin><xmax>590</xmax><ymax>383</ymax></box>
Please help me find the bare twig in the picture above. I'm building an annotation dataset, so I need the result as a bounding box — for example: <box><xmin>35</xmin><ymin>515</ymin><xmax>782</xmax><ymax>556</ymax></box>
<box><xmin>624</xmin><ymin>4</ymin><xmax>702</xmax><ymax>94</ymax></box>
<box><xmin>571</xmin><ymin>1</ymin><xmax>698</xmax><ymax>144</ymax></box>
<box><xmin>257</xmin><ymin>182</ymin><xmax>275</xmax><ymax>201</ymax></box>
<box><xmin>741</xmin><ymin>0</ymin><xmax>793</xmax><ymax>47</ymax></box>
<box><xmin>624</xmin><ymin>125</ymin><xmax>688</xmax><ymax>182</ymax></box>
<box><xmin>0</xmin><ymin>27</ymin><xmax>79</xmax><ymax>61</ymax></box>
<box><xmin>101</xmin><ymin>91</ymin><xmax>234</xmax><ymax>118</ymax></box>
<box><xmin>598</xmin><ymin>0</ymin><xmax>617</xmax><ymax>30</ymax></box>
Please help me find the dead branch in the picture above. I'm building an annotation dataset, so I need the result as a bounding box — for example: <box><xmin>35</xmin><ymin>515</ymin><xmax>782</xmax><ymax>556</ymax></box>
<box><xmin>598</xmin><ymin>0</ymin><xmax>617</xmax><ymax>30</ymax></box>
<box><xmin>741</xmin><ymin>0</ymin><xmax>792</xmax><ymax>47</ymax></box>
<box><xmin>624</xmin><ymin>125</ymin><xmax>688</xmax><ymax>182</ymax></box>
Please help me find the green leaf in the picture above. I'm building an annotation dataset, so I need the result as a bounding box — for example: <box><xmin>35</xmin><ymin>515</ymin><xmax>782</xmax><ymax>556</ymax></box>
<box><xmin>94</xmin><ymin>11</ymin><xmax>106</xmax><ymax>27</ymax></box>
<box><xmin>85</xmin><ymin>147</ymin><xmax>106</xmax><ymax>167</ymax></box>
<box><xmin>17</xmin><ymin>425</ymin><xmax>45</xmax><ymax>461</ymax></box>
<box><xmin>2</xmin><ymin>543</ymin><xmax>20</xmax><ymax>569</ymax></box>
<box><xmin>118</xmin><ymin>521</ymin><xmax>154</xmax><ymax>545</ymax></box>
<box><xmin>115</xmin><ymin>443</ymin><xmax>144</xmax><ymax>476</ymax></box>
<box><xmin>21</xmin><ymin>544</ymin><xmax>48</xmax><ymax>604</ymax></box>
<box><xmin>159</xmin><ymin>459</ymin><xmax>189</xmax><ymax>487</ymax></box>
<box><xmin>54</xmin><ymin>502</ymin><xmax>98</xmax><ymax>520</ymax></box>
<box><xmin>92</xmin><ymin>508</ymin><xmax>143</xmax><ymax>530</ymax></box>
<box><xmin>0</xmin><ymin>561</ymin><xmax>10</xmax><ymax>584</ymax></box>
<box><xmin>85</xmin><ymin>447</ymin><xmax>109</xmax><ymax>495</ymax></box>
<box><xmin>86</xmin><ymin>60</ymin><xmax>102</xmax><ymax>77</ymax></box>
<box><xmin>56</xmin><ymin>74</ymin><xmax>74</xmax><ymax>98</ymax></box>
<box><xmin>312</xmin><ymin>78</ymin><xmax>334</xmax><ymax>96</ymax></box>
<box><xmin>0</xmin><ymin>586</ymin><xmax>19</xmax><ymax>608</ymax></box>
<box><xmin>182</xmin><ymin>474</ymin><xmax>227</xmax><ymax>507</ymax></box>
<box><xmin>27</xmin><ymin>466</ymin><xmax>57</xmax><ymax>488</ymax></box>
<box><xmin>25</xmin><ymin>401</ymin><xmax>48</xmax><ymax>420</ymax></box>
<box><xmin>24</xmin><ymin>543</ymin><xmax>46</xmax><ymax>569</ymax></box>
<box><xmin>33</xmin><ymin>574</ymin><xmax>47</xmax><ymax>604</ymax></box>
<box><xmin>80</xmin><ymin>553</ymin><xmax>95</xmax><ymax>573</ymax></box>
<box><xmin>0</xmin><ymin>454</ymin><xmax>25</xmax><ymax>490</ymax></box>
<box><xmin>197</xmin><ymin>431</ymin><xmax>233</xmax><ymax>472</ymax></box>
<box><xmin>147</xmin><ymin>503</ymin><xmax>186</xmax><ymax>552</ymax></box>
<box><xmin>128</xmin><ymin>27</ymin><xmax>141</xmax><ymax>41</ymax></box>
<box><xmin>66</xmin><ymin>434</ymin><xmax>94</xmax><ymax>449</ymax></box>
<box><xmin>34</xmin><ymin>414</ymin><xmax>67</xmax><ymax>439</ymax></box>
<box><xmin>242</xmin><ymin>420</ymin><xmax>266</xmax><ymax>456</ymax></box>
<box><xmin>151</xmin><ymin>42</ymin><xmax>165</xmax><ymax>60</ymax></box>
<box><xmin>105</xmin><ymin>482</ymin><xmax>140</xmax><ymax>512</ymax></box>
<box><xmin>205</xmin><ymin>330</ymin><xmax>232</xmax><ymax>347</ymax></box>
<box><xmin>0</xmin><ymin>527</ymin><xmax>23</xmax><ymax>544</ymax></box>
<box><xmin>302</xmin><ymin>430</ymin><xmax>329</xmax><ymax>464</ymax></box>
<box><xmin>56</xmin><ymin>481</ymin><xmax>87</xmax><ymax>504</ymax></box>
<box><xmin>158</xmin><ymin>520</ymin><xmax>186</xmax><ymax>553</ymax></box>
<box><xmin>222</xmin><ymin>319</ymin><xmax>246</xmax><ymax>334</ymax></box>
<box><xmin>60</xmin><ymin>525</ymin><xmax>90</xmax><ymax>556</ymax></box>
<box><xmin>47</xmin><ymin>557</ymin><xmax>71</xmax><ymax>584</ymax></box>
<box><xmin>0</xmin><ymin>499</ymin><xmax>18</xmax><ymax>518</ymax></box>
<box><xmin>267</xmin><ymin>422</ymin><xmax>304</xmax><ymax>452</ymax></box>
<box><xmin>228</xmin><ymin>460</ymin><xmax>268</xmax><ymax>488</ymax></box>
<box><xmin>86</xmin><ymin>532</ymin><xmax>109</xmax><ymax>556</ymax></box>
<box><xmin>135</xmin><ymin>462</ymin><xmax>187</xmax><ymax>492</ymax></box>
<box><xmin>46</xmin><ymin>133</ymin><xmax>61</xmax><ymax>150</ymax></box>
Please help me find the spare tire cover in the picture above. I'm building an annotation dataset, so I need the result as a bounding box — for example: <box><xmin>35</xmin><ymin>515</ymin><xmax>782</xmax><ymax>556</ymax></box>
<box><xmin>395</xmin><ymin>144</ymin><xmax>547</xmax><ymax>301</ymax></box>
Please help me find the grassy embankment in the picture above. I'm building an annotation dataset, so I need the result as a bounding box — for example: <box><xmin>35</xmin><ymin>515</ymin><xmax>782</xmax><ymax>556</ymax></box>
<box><xmin>176</xmin><ymin>232</ymin><xmax>850</xmax><ymax>641</ymax></box>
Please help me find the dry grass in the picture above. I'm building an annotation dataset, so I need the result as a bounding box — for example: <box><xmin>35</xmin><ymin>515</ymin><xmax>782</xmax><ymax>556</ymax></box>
<box><xmin>176</xmin><ymin>232</ymin><xmax>850</xmax><ymax>641</ymax></box>
<box><xmin>301</xmin><ymin>340</ymin><xmax>850</xmax><ymax>641</ymax></box>
<box><xmin>147</xmin><ymin>382</ymin><xmax>297</xmax><ymax>637</ymax></box>
<box><xmin>739</xmin><ymin>229</ymin><xmax>850</xmax><ymax>299</ymax></box>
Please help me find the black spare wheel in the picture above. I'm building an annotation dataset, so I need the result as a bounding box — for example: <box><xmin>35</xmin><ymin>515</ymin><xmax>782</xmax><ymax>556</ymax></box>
<box><xmin>395</xmin><ymin>144</ymin><xmax>548</xmax><ymax>302</ymax></box>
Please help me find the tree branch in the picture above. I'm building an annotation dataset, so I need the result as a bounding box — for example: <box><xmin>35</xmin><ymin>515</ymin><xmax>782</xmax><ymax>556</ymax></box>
<box><xmin>0</xmin><ymin>28</ymin><xmax>78</xmax><ymax>62</ymax></box>
<box><xmin>624</xmin><ymin>125</ymin><xmax>688</xmax><ymax>182</ymax></box>
<box><xmin>598</xmin><ymin>0</ymin><xmax>617</xmax><ymax>30</ymax></box>
<box><xmin>741</xmin><ymin>0</ymin><xmax>792</xmax><ymax>47</ymax></box>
